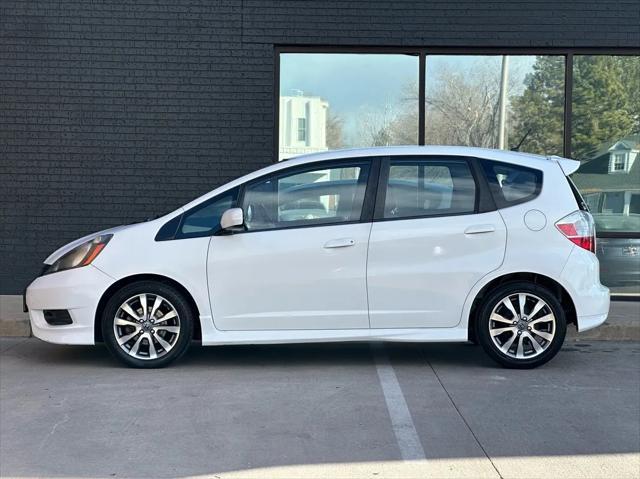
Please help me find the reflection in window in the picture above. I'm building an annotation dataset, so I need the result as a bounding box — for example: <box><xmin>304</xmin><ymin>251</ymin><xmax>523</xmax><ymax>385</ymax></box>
<box><xmin>424</xmin><ymin>55</ymin><xmax>565</xmax><ymax>156</ymax></box>
<box><xmin>612</xmin><ymin>153</ymin><xmax>626</xmax><ymax>171</ymax></box>
<box><xmin>482</xmin><ymin>160</ymin><xmax>542</xmax><ymax>207</ymax></box>
<box><xmin>297</xmin><ymin>118</ymin><xmax>307</xmax><ymax>142</ymax></box>
<box><xmin>569</xmin><ymin>55</ymin><xmax>640</xmax><ymax>294</ymax></box>
<box><xmin>279</xmin><ymin>54</ymin><xmax>419</xmax><ymax>160</ymax></box>
<box><xmin>179</xmin><ymin>189</ymin><xmax>238</xmax><ymax>238</ymax></box>
<box><xmin>384</xmin><ymin>160</ymin><xmax>476</xmax><ymax>219</ymax></box>
<box><xmin>242</xmin><ymin>165</ymin><xmax>369</xmax><ymax>231</ymax></box>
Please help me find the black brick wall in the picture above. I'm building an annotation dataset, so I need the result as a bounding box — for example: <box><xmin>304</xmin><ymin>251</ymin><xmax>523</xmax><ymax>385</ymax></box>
<box><xmin>1</xmin><ymin>0</ymin><xmax>639</xmax><ymax>294</ymax></box>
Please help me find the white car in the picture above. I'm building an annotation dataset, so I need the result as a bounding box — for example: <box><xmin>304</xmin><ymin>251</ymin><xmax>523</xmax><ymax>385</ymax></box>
<box><xmin>25</xmin><ymin>146</ymin><xmax>610</xmax><ymax>368</ymax></box>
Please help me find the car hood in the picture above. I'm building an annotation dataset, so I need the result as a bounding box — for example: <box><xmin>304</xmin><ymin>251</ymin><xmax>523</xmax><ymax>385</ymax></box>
<box><xmin>43</xmin><ymin>223</ymin><xmax>139</xmax><ymax>265</ymax></box>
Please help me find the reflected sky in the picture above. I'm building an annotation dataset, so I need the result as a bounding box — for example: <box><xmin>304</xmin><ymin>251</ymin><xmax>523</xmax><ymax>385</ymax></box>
<box><xmin>280</xmin><ymin>53</ymin><xmax>539</xmax><ymax>145</ymax></box>
<box><xmin>280</xmin><ymin>53</ymin><xmax>537</xmax><ymax>117</ymax></box>
<box><xmin>280</xmin><ymin>53</ymin><xmax>419</xmax><ymax>115</ymax></box>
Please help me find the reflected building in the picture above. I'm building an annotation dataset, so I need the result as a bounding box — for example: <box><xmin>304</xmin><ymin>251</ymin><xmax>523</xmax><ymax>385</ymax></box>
<box><xmin>573</xmin><ymin>135</ymin><xmax>640</xmax><ymax>223</ymax></box>
<box><xmin>279</xmin><ymin>93</ymin><xmax>329</xmax><ymax>160</ymax></box>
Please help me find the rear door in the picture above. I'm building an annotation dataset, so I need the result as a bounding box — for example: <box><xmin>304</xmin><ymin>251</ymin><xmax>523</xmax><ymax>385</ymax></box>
<box><xmin>367</xmin><ymin>156</ymin><xmax>506</xmax><ymax>328</ymax></box>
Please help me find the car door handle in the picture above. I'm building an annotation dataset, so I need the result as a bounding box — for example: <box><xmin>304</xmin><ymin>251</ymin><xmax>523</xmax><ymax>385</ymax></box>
<box><xmin>464</xmin><ymin>224</ymin><xmax>496</xmax><ymax>235</ymax></box>
<box><xmin>324</xmin><ymin>238</ymin><xmax>356</xmax><ymax>249</ymax></box>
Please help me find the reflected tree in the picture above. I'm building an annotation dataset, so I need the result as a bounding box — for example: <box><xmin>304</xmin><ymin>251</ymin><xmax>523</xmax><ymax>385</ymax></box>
<box><xmin>424</xmin><ymin>62</ymin><xmax>521</xmax><ymax>149</ymax></box>
<box><xmin>571</xmin><ymin>56</ymin><xmax>639</xmax><ymax>159</ymax></box>
<box><xmin>512</xmin><ymin>55</ymin><xmax>639</xmax><ymax>159</ymax></box>
<box><xmin>511</xmin><ymin>57</ymin><xmax>565</xmax><ymax>156</ymax></box>
<box><xmin>326</xmin><ymin>111</ymin><xmax>345</xmax><ymax>149</ymax></box>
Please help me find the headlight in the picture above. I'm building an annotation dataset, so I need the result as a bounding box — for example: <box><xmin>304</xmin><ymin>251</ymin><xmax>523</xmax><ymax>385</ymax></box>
<box><xmin>45</xmin><ymin>234</ymin><xmax>113</xmax><ymax>274</ymax></box>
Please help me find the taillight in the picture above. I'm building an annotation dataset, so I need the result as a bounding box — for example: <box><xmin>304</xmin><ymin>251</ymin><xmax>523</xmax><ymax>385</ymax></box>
<box><xmin>555</xmin><ymin>210</ymin><xmax>596</xmax><ymax>253</ymax></box>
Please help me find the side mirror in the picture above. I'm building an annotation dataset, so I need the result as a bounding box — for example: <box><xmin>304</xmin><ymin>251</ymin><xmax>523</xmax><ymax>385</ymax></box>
<box><xmin>220</xmin><ymin>208</ymin><xmax>244</xmax><ymax>232</ymax></box>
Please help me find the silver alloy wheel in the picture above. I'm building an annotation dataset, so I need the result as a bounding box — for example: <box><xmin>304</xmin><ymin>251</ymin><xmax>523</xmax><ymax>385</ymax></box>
<box><xmin>113</xmin><ymin>294</ymin><xmax>181</xmax><ymax>361</ymax></box>
<box><xmin>488</xmin><ymin>292</ymin><xmax>556</xmax><ymax>360</ymax></box>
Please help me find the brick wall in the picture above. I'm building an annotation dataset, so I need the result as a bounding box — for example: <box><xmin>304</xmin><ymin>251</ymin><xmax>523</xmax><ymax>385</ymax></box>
<box><xmin>1</xmin><ymin>0</ymin><xmax>639</xmax><ymax>294</ymax></box>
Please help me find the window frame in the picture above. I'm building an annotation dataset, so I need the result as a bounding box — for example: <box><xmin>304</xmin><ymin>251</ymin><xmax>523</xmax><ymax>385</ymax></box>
<box><xmin>612</xmin><ymin>153</ymin><xmax>626</xmax><ymax>172</ymax></box>
<box><xmin>296</xmin><ymin>117</ymin><xmax>307</xmax><ymax>142</ymax></box>
<box><xmin>373</xmin><ymin>155</ymin><xmax>495</xmax><ymax>222</ymax></box>
<box><xmin>233</xmin><ymin>157</ymin><xmax>382</xmax><ymax>234</ymax></box>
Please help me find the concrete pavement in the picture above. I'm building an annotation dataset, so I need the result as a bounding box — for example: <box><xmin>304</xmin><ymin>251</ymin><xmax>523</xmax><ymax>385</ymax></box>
<box><xmin>0</xmin><ymin>338</ymin><xmax>639</xmax><ymax>478</ymax></box>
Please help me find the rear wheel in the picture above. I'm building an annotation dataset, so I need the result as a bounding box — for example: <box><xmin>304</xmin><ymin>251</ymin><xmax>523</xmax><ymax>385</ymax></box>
<box><xmin>477</xmin><ymin>282</ymin><xmax>566</xmax><ymax>369</ymax></box>
<box><xmin>102</xmin><ymin>281</ymin><xmax>193</xmax><ymax>368</ymax></box>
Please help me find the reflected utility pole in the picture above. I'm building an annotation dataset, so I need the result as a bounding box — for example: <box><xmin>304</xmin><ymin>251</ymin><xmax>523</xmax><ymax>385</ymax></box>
<box><xmin>498</xmin><ymin>55</ymin><xmax>509</xmax><ymax>150</ymax></box>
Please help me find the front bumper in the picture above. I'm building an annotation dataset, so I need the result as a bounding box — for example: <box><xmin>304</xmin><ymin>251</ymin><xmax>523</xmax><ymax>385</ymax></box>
<box><xmin>25</xmin><ymin>265</ymin><xmax>114</xmax><ymax>345</ymax></box>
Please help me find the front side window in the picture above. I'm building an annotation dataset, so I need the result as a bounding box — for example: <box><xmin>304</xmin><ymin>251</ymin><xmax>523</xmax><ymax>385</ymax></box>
<box><xmin>382</xmin><ymin>159</ymin><xmax>476</xmax><ymax>219</ymax></box>
<box><xmin>177</xmin><ymin>188</ymin><xmax>239</xmax><ymax>238</ymax></box>
<box><xmin>242</xmin><ymin>163</ymin><xmax>370</xmax><ymax>231</ymax></box>
<box><xmin>482</xmin><ymin>160</ymin><xmax>543</xmax><ymax>208</ymax></box>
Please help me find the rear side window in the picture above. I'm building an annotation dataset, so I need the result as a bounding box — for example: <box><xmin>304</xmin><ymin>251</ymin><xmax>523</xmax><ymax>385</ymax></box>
<box><xmin>382</xmin><ymin>159</ymin><xmax>476</xmax><ymax>219</ymax></box>
<box><xmin>481</xmin><ymin>160</ymin><xmax>542</xmax><ymax>208</ymax></box>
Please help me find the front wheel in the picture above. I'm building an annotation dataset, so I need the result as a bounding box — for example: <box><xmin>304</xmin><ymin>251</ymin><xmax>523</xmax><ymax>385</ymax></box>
<box><xmin>477</xmin><ymin>282</ymin><xmax>566</xmax><ymax>369</ymax></box>
<box><xmin>102</xmin><ymin>281</ymin><xmax>193</xmax><ymax>368</ymax></box>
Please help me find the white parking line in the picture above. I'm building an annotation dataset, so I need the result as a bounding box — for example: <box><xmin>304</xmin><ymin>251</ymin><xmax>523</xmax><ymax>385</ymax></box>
<box><xmin>372</xmin><ymin>343</ymin><xmax>426</xmax><ymax>461</ymax></box>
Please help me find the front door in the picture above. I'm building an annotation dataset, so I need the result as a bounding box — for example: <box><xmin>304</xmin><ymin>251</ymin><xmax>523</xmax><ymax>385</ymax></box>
<box><xmin>208</xmin><ymin>160</ymin><xmax>375</xmax><ymax>331</ymax></box>
<box><xmin>367</xmin><ymin>156</ymin><xmax>507</xmax><ymax>328</ymax></box>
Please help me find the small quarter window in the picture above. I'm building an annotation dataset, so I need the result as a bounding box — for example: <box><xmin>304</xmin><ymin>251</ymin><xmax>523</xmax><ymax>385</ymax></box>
<box><xmin>177</xmin><ymin>188</ymin><xmax>239</xmax><ymax>238</ymax></box>
<box><xmin>481</xmin><ymin>160</ymin><xmax>542</xmax><ymax>208</ymax></box>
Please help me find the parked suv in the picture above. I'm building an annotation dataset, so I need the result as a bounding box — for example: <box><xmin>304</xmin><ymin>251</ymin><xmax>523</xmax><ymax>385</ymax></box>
<box><xmin>25</xmin><ymin>146</ymin><xmax>610</xmax><ymax>368</ymax></box>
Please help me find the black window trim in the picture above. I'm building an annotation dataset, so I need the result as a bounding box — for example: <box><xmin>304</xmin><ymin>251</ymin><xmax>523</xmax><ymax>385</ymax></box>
<box><xmin>226</xmin><ymin>157</ymin><xmax>382</xmax><ymax>235</ymax></box>
<box><xmin>373</xmin><ymin>155</ymin><xmax>495</xmax><ymax>222</ymax></box>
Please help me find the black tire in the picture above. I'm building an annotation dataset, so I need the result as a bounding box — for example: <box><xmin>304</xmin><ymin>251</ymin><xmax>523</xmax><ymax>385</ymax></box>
<box><xmin>476</xmin><ymin>281</ymin><xmax>566</xmax><ymax>369</ymax></box>
<box><xmin>102</xmin><ymin>281</ymin><xmax>193</xmax><ymax>368</ymax></box>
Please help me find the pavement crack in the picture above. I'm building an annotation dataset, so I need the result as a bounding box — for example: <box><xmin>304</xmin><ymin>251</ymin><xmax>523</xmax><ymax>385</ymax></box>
<box><xmin>424</xmin><ymin>352</ymin><xmax>504</xmax><ymax>479</ymax></box>
<box><xmin>38</xmin><ymin>413</ymin><xmax>70</xmax><ymax>450</ymax></box>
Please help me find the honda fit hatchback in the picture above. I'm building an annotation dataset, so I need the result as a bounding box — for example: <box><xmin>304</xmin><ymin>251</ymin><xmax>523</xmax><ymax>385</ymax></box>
<box><xmin>24</xmin><ymin>146</ymin><xmax>610</xmax><ymax>368</ymax></box>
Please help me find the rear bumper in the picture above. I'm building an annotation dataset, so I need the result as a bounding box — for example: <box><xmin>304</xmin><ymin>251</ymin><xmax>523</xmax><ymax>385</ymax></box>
<box><xmin>25</xmin><ymin>265</ymin><xmax>114</xmax><ymax>345</ymax></box>
<box><xmin>576</xmin><ymin>313</ymin><xmax>608</xmax><ymax>333</ymax></box>
<box><xmin>560</xmin><ymin>246</ymin><xmax>610</xmax><ymax>333</ymax></box>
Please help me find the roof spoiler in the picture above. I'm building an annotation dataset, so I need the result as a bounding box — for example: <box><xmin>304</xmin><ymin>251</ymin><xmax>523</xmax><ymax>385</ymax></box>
<box><xmin>548</xmin><ymin>155</ymin><xmax>580</xmax><ymax>176</ymax></box>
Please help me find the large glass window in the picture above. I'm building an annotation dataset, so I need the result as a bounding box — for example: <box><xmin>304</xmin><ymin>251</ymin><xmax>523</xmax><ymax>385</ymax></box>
<box><xmin>569</xmin><ymin>55</ymin><xmax>639</xmax><ymax>295</ymax></box>
<box><xmin>424</xmin><ymin>55</ymin><xmax>565</xmax><ymax>155</ymax></box>
<box><xmin>242</xmin><ymin>164</ymin><xmax>370</xmax><ymax>231</ymax></box>
<box><xmin>279</xmin><ymin>53</ymin><xmax>419</xmax><ymax>160</ymax></box>
<box><xmin>383</xmin><ymin>159</ymin><xmax>476</xmax><ymax>219</ymax></box>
